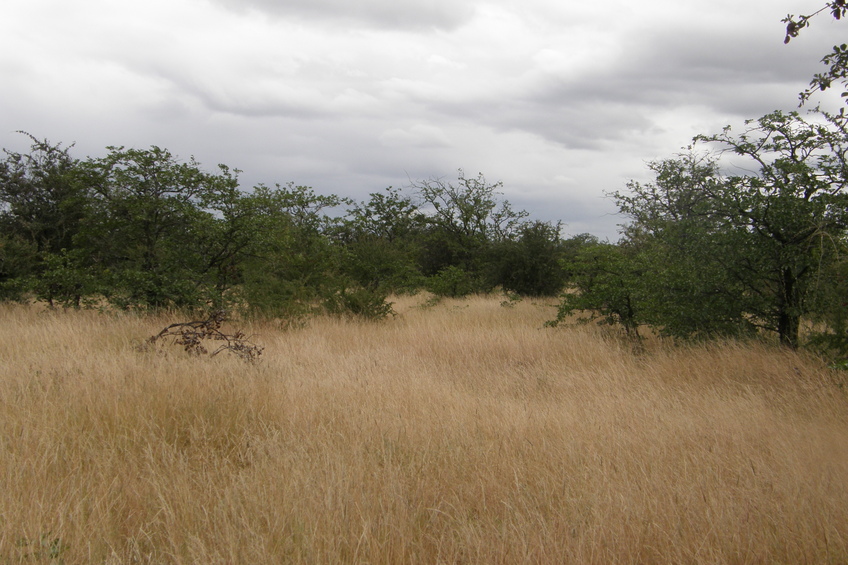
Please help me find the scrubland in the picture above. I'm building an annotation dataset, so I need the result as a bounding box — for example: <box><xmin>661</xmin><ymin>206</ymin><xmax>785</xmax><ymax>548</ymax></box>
<box><xmin>1</xmin><ymin>295</ymin><xmax>847</xmax><ymax>564</ymax></box>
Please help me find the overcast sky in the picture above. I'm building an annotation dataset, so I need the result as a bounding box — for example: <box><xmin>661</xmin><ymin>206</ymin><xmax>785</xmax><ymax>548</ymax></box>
<box><xmin>1</xmin><ymin>0</ymin><xmax>844</xmax><ymax>239</ymax></box>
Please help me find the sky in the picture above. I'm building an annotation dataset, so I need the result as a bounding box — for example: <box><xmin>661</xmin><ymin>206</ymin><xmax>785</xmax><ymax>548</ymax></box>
<box><xmin>1</xmin><ymin>0</ymin><xmax>845</xmax><ymax>240</ymax></box>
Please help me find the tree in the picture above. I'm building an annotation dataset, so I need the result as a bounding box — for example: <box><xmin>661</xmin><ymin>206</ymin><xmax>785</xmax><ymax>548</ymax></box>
<box><xmin>0</xmin><ymin>133</ymin><xmax>89</xmax><ymax>300</ymax></box>
<box><xmin>551</xmin><ymin>241</ymin><xmax>643</xmax><ymax>338</ymax></box>
<box><xmin>79</xmin><ymin>146</ymin><xmax>236</xmax><ymax>310</ymax></box>
<box><xmin>0</xmin><ymin>133</ymin><xmax>87</xmax><ymax>255</ymax></box>
<box><xmin>489</xmin><ymin>220</ymin><xmax>568</xmax><ymax>296</ymax></box>
<box><xmin>333</xmin><ymin>187</ymin><xmax>425</xmax><ymax>293</ymax></box>
<box><xmin>612</xmin><ymin>154</ymin><xmax>758</xmax><ymax>341</ymax></box>
<box><xmin>573</xmin><ymin>112</ymin><xmax>848</xmax><ymax>348</ymax></box>
<box><xmin>694</xmin><ymin>111</ymin><xmax>848</xmax><ymax>347</ymax></box>
<box><xmin>413</xmin><ymin>170</ymin><xmax>528</xmax><ymax>294</ymax></box>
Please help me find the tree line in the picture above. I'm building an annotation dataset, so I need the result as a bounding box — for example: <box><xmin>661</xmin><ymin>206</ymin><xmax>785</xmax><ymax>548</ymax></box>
<box><xmin>3</xmin><ymin>3</ymin><xmax>847</xmax><ymax>361</ymax></box>
<box><xmin>0</xmin><ymin>139</ymin><xmax>580</xmax><ymax>321</ymax></box>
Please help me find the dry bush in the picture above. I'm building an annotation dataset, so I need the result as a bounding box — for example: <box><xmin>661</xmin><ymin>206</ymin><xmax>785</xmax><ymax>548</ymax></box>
<box><xmin>140</xmin><ymin>310</ymin><xmax>264</xmax><ymax>363</ymax></box>
<box><xmin>0</xmin><ymin>296</ymin><xmax>847</xmax><ymax>563</ymax></box>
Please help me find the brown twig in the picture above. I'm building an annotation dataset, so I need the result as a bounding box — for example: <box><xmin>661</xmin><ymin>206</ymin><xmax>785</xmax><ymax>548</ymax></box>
<box><xmin>142</xmin><ymin>310</ymin><xmax>264</xmax><ymax>363</ymax></box>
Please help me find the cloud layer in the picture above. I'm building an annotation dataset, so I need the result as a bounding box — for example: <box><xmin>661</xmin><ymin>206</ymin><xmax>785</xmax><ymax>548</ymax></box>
<box><xmin>1</xmin><ymin>0</ymin><xmax>844</xmax><ymax>238</ymax></box>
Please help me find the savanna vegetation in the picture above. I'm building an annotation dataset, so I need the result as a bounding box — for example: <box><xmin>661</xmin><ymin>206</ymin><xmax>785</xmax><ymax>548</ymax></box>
<box><xmin>2</xmin><ymin>3</ymin><xmax>848</xmax><ymax>563</ymax></box>
<box><xmin>2</xmin><ymin>296</ymin><xmax>848</xmax><ymax>563</ymax></box>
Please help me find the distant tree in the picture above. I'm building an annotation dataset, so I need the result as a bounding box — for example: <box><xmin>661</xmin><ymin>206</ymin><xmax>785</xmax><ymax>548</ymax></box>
<box><xmin>0</xmin><ymin>133</ymin><xmax>87</xmax><ymax>255</ymax></box>
<box><xmin>551</xmin><ymin>241</ymin><xmax>643</xmax><ymax>338</ymax></box>
<box><xmin>567</xmin><ymin>112</ymin><xmax>848</xmax><ymax>349</ymax></box>
<box><xmin>334</xmin><ymin>187</ymin><xmax>425</xmax><ymax>293</ymax></box>
<box><xmin>79</xmin><ymin>146</ymin><xmax>237</xmax><ymax>310</ymax></box>
<box><xmin>0</xmin><ymin>133</ymin><xmax>89</xmax><ymax>300</ymax></box>
<box><xmin>489</xmin><ymin>220</ymin><xmax>568</xmax><ymax>296</ymax></box>
<box><xmin>413</xmin><ymin>170</ymin><xmax>528</xmax><ymax>294</ymax></box>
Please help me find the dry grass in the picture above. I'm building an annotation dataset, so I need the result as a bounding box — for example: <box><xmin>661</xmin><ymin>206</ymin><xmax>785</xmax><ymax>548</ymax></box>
<box><xmin>1</xmin><ymin>295</ymin><xmax>847</xmax><ymax>564</ymax></box>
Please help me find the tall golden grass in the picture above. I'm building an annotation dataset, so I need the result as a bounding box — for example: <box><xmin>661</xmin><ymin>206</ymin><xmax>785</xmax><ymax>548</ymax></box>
<box><xmin>1</xmin><ymin>295</ymin><xmax>847</xmax><ymax>564</ymax></box>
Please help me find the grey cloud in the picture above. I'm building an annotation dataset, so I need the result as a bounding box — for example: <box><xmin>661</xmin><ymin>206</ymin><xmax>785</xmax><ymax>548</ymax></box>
<box><xmin>208</xmin><ymin>0</ymin><xmax>478</xmax><ymax>31</ymax></box>
<box><xmin>436</xmin><ymin>25</ymin><xmax>843</xmax><ymax>150</ymax></box>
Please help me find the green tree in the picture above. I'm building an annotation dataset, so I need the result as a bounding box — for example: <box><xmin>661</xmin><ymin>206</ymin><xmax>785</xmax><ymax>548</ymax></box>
<box><xmin>551</xmin><ymin>241</ymin><xmax>643</xmax><ymax>338</ymax></box>
<box><xmin>612</xmin><ymin>155</ymin><xmax>756</xmax><ymax>341</ymax></box>
<box><xmin>0</xmin><ymin>133</ymin><xmax>89</xmax><ymax>299</ymax></box>
<box><xmin>334</xmin><ymin>187</ymin><xmax>425</xmax><ymax>293</ymax></box>
<box><xmin>693</xmin><ymin>111</ymin><xmax>848</xmax><ymax>347</ymax></box>
<box><xmin>240</xmin><ymin>183</ymin><xmax>361</xmax><ymax>321</ymax></box>
<box><xmin>574</xmin><ymin>112</ymin><xmax>848</xmax><ymax>348</ymax></box>
<box><xmin>489</xmin><ymin>220</ymin><xmax>568</xmax><ymax>297</ymax></box>
<box><xmin>80</xmin><ymin>146</ymin><xmax>231</xmax><ymax>310</ymax></box>
<box><xmin>413</xmin><ymin>170</ymin><xmax>528</xmax><ymax>294</ymax></box>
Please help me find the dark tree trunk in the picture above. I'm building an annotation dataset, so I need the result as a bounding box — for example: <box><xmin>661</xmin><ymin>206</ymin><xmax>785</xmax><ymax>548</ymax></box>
<box><xmin>778</xmin><ymin>267</ymin><xmax>801</xmax><ymax>349</ymax></box>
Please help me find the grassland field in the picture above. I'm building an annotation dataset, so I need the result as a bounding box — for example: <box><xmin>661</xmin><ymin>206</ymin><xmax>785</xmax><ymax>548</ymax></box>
<box><xmin>1</xmin><ymin>294</ymin><xmax>847</xmax><ymax>564</ymax></box>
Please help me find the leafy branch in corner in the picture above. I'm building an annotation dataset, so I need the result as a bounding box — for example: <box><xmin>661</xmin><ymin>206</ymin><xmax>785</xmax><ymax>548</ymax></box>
<box><xmin>141</xmin><ymin>310</ymin><xmax>264</xmax><ymax>363</ymax></box>
<box><xmin>783</xmin><ymin>1</ymin><xmax>847</xmax><ymax>43</ymax></box>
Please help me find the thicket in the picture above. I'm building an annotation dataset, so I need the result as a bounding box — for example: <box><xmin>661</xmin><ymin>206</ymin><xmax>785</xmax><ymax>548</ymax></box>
<box><xmin>552</xmin><ymin>6</ymin><xmax>848</xmax><ymax>361</ymax></box>
<box><xmin>0</xmin><ymin>141</ymin><xmax>576</xmax><ymax>322</ymax></box>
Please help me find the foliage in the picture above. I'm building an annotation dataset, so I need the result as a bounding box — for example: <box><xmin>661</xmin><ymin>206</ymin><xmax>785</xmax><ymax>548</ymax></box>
<box><xmin>564</xmin><ymin>112</ymin><xmax>848</xmax><ymax>351</ymax></box>
<box><xmin>413</xmin><ymin>170</ymin><xmax>528</xmax><ymax>291</ymax></box>
<box><xmin>0</xmin><ymin>133</ymin><xmax>89</xmax><ymax>300</ymax></box>
<box><xmin>30</xmin><ymin>248</ymin><xmax>99</xmax><ymax>308</ymax></box>
<box><xmin>79</xmin><ymin>146</ymin><xmax>225</xmax><ymax>310</ymax></box>
<box><xmin>238</xmin><ymin>183</ymin><xmax>344</xmax><ymax>321</ymax></box>
<box><xmin>551</xmin><ymin>241</ymin><xmax>643</xmax><ymax>337</ymax></box>
<box><xmin>783</xmin><ymin>1</ymin><xmax>847</xmax><ymax>44</ymax></box>
<box><xmin>426</xmin><ymin>265</ymin><xmax>478</xmax><ymax>298</ymax></box>
<box><xmin>0</xmin><ymin>132</ymin><xmax>87</xmax><ymax>256</ymax></box>
<box><xmin>489</xmin><ymin>220</ymin><xmax>568</xmax><ymax>296</ymax></box>
<box><xmin>783</xmin><ymin>1</ymin><xmax>848</xmax><ymax>106</ymax></box>
<box><xmin>0</xmin><ymin>136</ymin><xmax>564</xmax><ymax>322</ymax></box>
<box><xmin>323</xmin><ymin>285</ymin><xmax>395</xmax><ymax>320</ymax></box>
<box><xmin>335</xmin><ymin>187</ymin><xmax>425</xmax><ymax>294</ymax></box>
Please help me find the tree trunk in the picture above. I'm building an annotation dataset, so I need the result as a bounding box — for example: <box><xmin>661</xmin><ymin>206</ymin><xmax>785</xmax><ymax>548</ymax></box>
<box><xmin>778</xmin><ymin>267</ymin><xmax>801</xmax><ymax>349</ymax></box>
<box><xmin>777</xmin><ymin>310</ymin><xmax>800</xmax><ymax>349</ymax></box>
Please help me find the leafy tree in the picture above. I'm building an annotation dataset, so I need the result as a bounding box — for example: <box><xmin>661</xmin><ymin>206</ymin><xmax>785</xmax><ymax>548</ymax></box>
<box><xmin>0</xmin><ymin>133</ymin><xmax>87</xmax><ymax>255</ymax></box>
<box><xmin>188</xmin><ymin>164</ymin><xmax>261</xmax><ymax>309</ymax></box>
<box><xmin>0</xmin><ymin>133</ymin><xmax>89</xmax><ymax>298</ymax></box>
<box><xmin>237</xmin><ymin>182</ymin><xmax>395</xmax><ymax>321</ymax></box>
<box><xmin>79</xmin><ymin>146</ymin><xmax>232</xmax><ymax>310</ymax></box>
<box><xmin>334</xmin><ymin>187</ymin><xmax>425</xmax><ymax>293</ymax></box>
<box><xmin>570</xmin><ymin>112</ymin><xmax>848</xmax><ymax>348</ymax></box>
<box><xmin>30</xmin><ymin>248</ymin><xmax>98</xmax><ymax>308</ymax></box>
<box><xmin>692</xmin><ymin>111</ymin><xmax>848</xmax><ymax>347</ymax></box>
<box><xmin>489</xmin><ymin>220</ymin><xmax>568</xmax><ymax>296</ymax></box>
<box><xmin>612</xmin><ymin>155</ymin><xmax>757</xmax><ymax>340</ymax></box>
<box><xmin>551</xmin><ymin>241</ymin><xmax>643</xmax><ymax>338</ymax></box>
<box><xmin>413</xmin><ymin>170</ymin><xmax>528</xmax><ymax>292</ymax></box>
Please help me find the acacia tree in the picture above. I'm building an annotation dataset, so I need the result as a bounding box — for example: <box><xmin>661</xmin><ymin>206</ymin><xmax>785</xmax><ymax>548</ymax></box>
<box><xmin>695</xmin><ymin>111</ymin><xmax>848</xmax><ymax>347</ymax></box>
<box><xmin>79</xmin><ymin>146</ymin><xmax>241</xmax><ymax>309</ymax></box>
<box><xmin>612</xmin><ymin>155</ymin><xmax>757</xmax><ymax>341</ymax></box>
<box><xmin>334</xmin><ymin>187</ymin><xmax>425</xmax><ymax>293</ymax></box>
<box><xmin>587</xmin><ymin>112</ymin><xmax>848</xmax><ymax>348</ymax></box>
<box><xmin>0</xmin><ymin>133</ymin><xmax>91</xmax><ymax>303</ymax></box>
<box><xmin>413</xmin><ymin>170</ymin><xmax>528</xmax><ymax>294</ymax></box>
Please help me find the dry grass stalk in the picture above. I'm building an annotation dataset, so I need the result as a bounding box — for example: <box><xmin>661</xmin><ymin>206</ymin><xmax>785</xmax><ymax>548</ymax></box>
<box><xmin>0</xmin><ymin>295</ymin><xmax>846</xmax><ymax>563</ymax></box>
